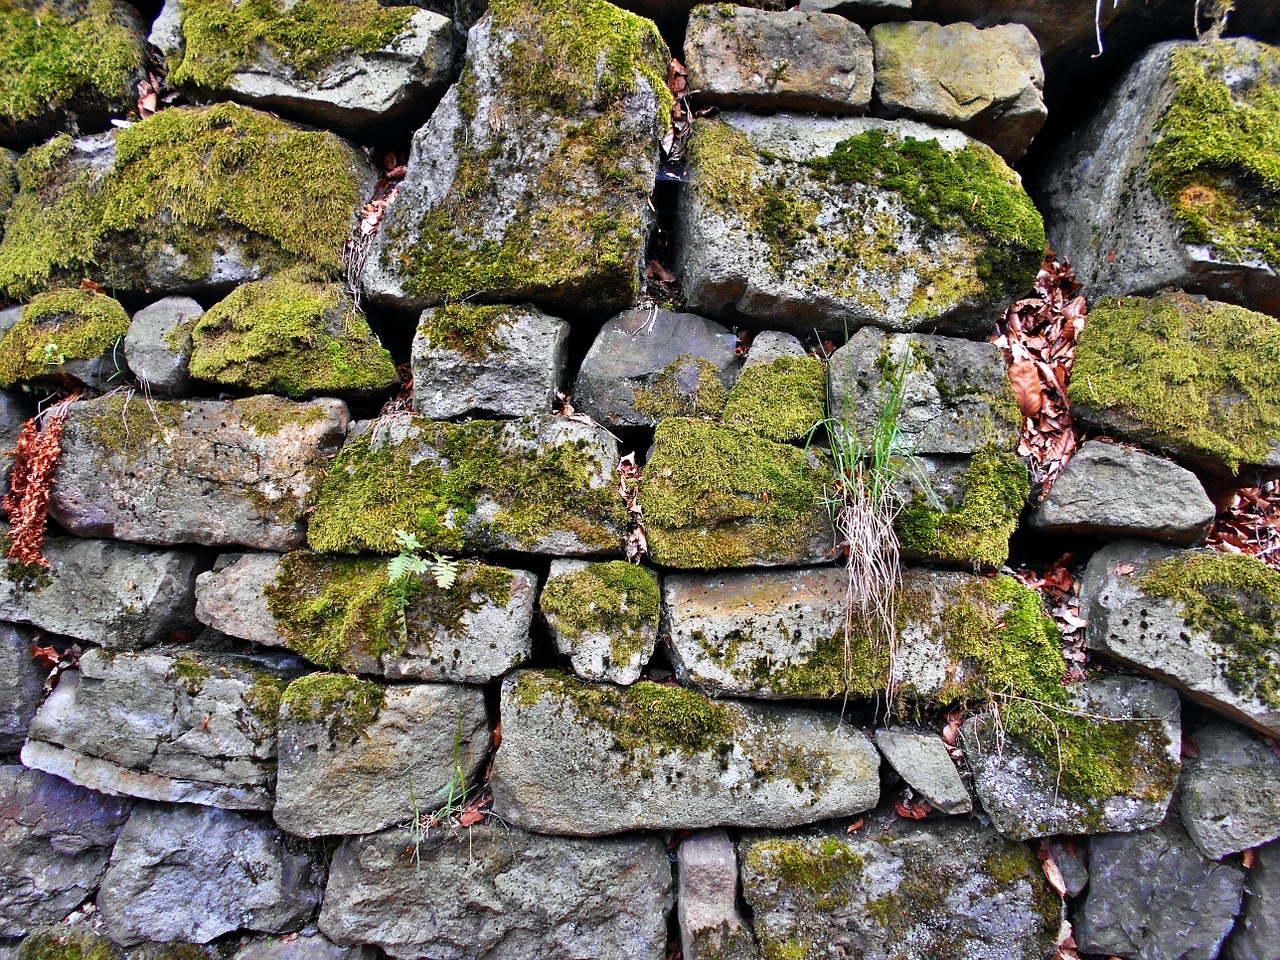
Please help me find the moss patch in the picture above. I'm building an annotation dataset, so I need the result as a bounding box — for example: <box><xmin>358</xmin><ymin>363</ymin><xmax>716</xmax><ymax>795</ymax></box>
<box><xmin>0</xmin><ymin>286</ymin><xmax>129</xmax><ymax>387</ymax></box>
<box><xmin>723</xmin><ymin>354</ymin><xmax>826</xmax><ymax>442</ymax></box>
<box><xmin>632</xmin><ymin>355</ymin><xmax>730</xmax><ymax>421</ymax></box>
<box><xmin>281</xmin><ymin>672</ymin><xmax>385</xmax><ymax>745</ymax></box>
<box><xmin>745</xmin><ymin>835</ymin><xmax>865</xmax><ymax>912</ymax></box>
<box><xmin>540</xmin><ymin>561</ymin><xmax>659</xmax><ymax>664</ymax></box>
<box><xmin>418</xmin><ymin>304</ymin><xmax>518</xmax><ymax>360</ymax></box>
<box><xmin>16</xmin><ymin>928</ymin><xmax>124</xmax><ymax>960</ymax></box>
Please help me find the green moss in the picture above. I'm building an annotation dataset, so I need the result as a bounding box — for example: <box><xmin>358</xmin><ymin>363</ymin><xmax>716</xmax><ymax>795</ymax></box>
<box><xmin>232</xmin><ymin>395</ymin><xmax>326</xmax><ymax>436</ymax></box>
<box><xmin>540</xmin><ymin>561</ymin><xmax>659</xmax><ymax>664</ymax></box>
<box><xmin>188</xmin><ymin>274</ymin><xmax>396</xmax><ymax>398</ymax></box>
<box><xmin>632</xmin><ymin>355</ymin><xmax>730</xmax><ymax>421</ymax></box>
<box><xmin>745</xmin><ymin>836</ymin><xmax>865</xmax><ymax>912</ymax></box>
<box><xmin>0</xmin><ymin>149</ymin><xmax>16</xmax><ymax>216</ymax></box>
<box><xmin>16</xmin><ymin>928</ymin><xmax>124</xmax><ymax>960</ymax></box>
<box><xmin>168</xmin><ymin>0</ymin><xmax>413</xmax><ymax>89</ymax></box>
<box><xmin>722</xmin><ymin>354</ymin><xmax>826</xmax><ymax>442</ymax></box>
<box><xmin>281</xmin><ymin>672</ymin><xmax>385</xmax><ymax>745</ymax></box>
<box><xmin>418</xmin><ymin>304</ymin><xmax>518</xmax><ymax>360</ymax></box>
<box><xmin>168</xmin><ymin>655</ymin><xmax>210</xmax><ymax>694</ymax></box>
<box><xmin>242</xmin><ymin>670</ymin><xmax>287</xmax><ymax>730</ymax></box>
<box><xmin>0</xmin><ymin>286</ymin><xmax>129</xmax><ymax>387</ymax></box>
<box><xmin>1068</xmin><ymin>293</ymin><xmax>1280</xmax><ymax>471</ymax></box>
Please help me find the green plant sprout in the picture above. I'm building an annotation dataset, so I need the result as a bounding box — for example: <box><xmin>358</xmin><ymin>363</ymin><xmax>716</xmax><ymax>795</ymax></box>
<box><xmin>387</xmin><ymin>529</ymin><xmax>463</xmax><ymax>645</ymax></box>
<box><xmin>406</xmin><ymin>707</ymin><xmax>476</xmax><ymax>870</ymax></box>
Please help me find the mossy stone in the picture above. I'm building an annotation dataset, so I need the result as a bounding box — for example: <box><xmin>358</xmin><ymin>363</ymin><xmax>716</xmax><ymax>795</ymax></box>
<box><xmin>280</xmin><ymin>672</ymin><xmax>385</xmax><ymax>746</ymax></box>
<box><xmin>16</xmin><ymin>928</ymin><xmax>124</xmax><ymax>960</ymax></box>
<box><xmin>0</xmin><ymin>286</ymin><xmax>129</xmax><ymax>387</ymax></box>
<box><xmin>722</xmin><ymin>354</ymin><xmax>826</xmax><ymax>443</ymax></box>
<box><xmin>540</xmin><ymin>560</ymin><xmax>660</xmax><ymax>681</ymax></box>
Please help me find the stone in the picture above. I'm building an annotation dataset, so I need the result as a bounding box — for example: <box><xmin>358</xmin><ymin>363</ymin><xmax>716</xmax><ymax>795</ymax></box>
<box><xmin>196</xmin><ymin>551</ymin><xmax>537</xmax><ymax>683</ymax></box>
<box><xmin>0</xmin><ymin>765</ymin><xmax>131</xmax><ymax>937</ymax></box>
<box><xmin>540</xmin><ymin>560</ymin><xmax>660</xmax><ymax>685</ymax></box>
<box><xmin>1075</xmin><ymin>817</ymin><xmax>1247</xmax><ymax>960</ymax></box>
<box><xmin>684</xmin><ymin>5</ymin><xmax>872</xmax><ymax>114</ymax></box>
<box><xmin>799</xmin><ymin>0</ymin><xmax>910</xmax><ymax>19</ymax></box>
<box><xmin>677</xmin><ymin>829</ymin><xmax>760</xmax><ymax>960</ymax></box>
<box><xmin>21</xmin><ymin>645</ymin><xmax>305</xmax><ymax>810</ymax></box>
<box><xmin>307</xmin><ymin>412</ymin><xmax>625</xmax><ymax>557</ymax></box>
<box><xmin>50</xmin><ymin>393</ymin><xmax>349</xmax><ymax>552</ymax></box>
<box><xmin>359</xmin><ymin>1</ymin><xmax>668</xmax><ymax>316</ymax></box>
<box><xmin>870</xmin><ymin>21</ymin><xmax>1046</xmax><ymax>162</ymax></box>
<box><xmin>0</xmin><ymin>623</ymin><xmax>44</xmax><ymax>753</ymax></box>
<box><xmin>228</xmin><ymin>931</ymin><xmax>376</xmax><ymax>960</ymax></box>
<box><xmin>1029</xmin><ymin>440</ymin><xmax>1216</xmax><ymax>544</ymax></box>
<box><xmin>874</xmin><ymin>727</ymin><xmax>971</xmax><ymax>815</ymax></box>
<box><xmin>319</xmin><ymin>824</ymin><xmax>672</xmax><ymax>960</ymax></box>
<box><xmin>740</xmin><ymin>818</ymin><xmax>1062</xmax><ymax>960</ymax></box>
<box><xmin>412</xmin><ymin>303</ymin><xmax>568</xmax><ymax>420</ymax></box>
<box><xmin>721</xmin><ymin>333</ymin><xmax>825</xmax><ymax>443</ymax></box>
<box><xmin>677</xmin><ymin>112</ymin><xmax>1044</xmax><ymax>338</ymax></box>
<box><xmin>490</xmin><ymin>671</ymin><xmax>880</xmax><ymax>835</ymax></box>
<box><xmin>13</xmin><ymin>930</ymin><xmax>122</xmax><ymax>960</ymax></box>
<box><xmin>1225</xmin><ymin>839</ymin><xmax>1280</xmax><ymax>960</ymax></box>
<box><xmin>1180</xmin><ymin>719</ymin><xmax>1280</xmax><ymax>860</ymax></box>
<box><xmin>0</xmin><ymin>386</ymin><xmax>32</xmax><ymax>493</ymax></box>
<box><xmin>962</xmin><ymin>675</ymin><xmax>1182</xmax><ymax>839</ymax></box>
<box><xmin>152</xmin><ymin>0</ymin><xmax>454</xmax><ymax>139</ymax></box>
<box><xmin>97</xmin><ymin>803</ymin><xmax>325</xmax><ymax>946</ymax></box>
<box><xmin>1082</xmin><ymin>540</ymin><xmax>1280</xmax><ymax>738</ymax></box>
<box><xmin>274</xmin><ymin>678</ymin><xmax>489</xmax><ymax>838</ymax></box>
<box><xmin>0</xmin><ymin>288</ymin><xmax>132</xmax><ymax>391</ymax></box>
<box><xmin>1044</xmin><ymin>838</ymin><xmax>1089</xmax><ymax>898</ymax></box>
<box><xmin>0</xmin><ymin>536</ymin><xmax>199</xmax><ymax>648</ymax></box>
<box><xmin>572</xmin><ymin>308</ymin><xmax>740</xmax><ymax>430</ymax></box>
<box><xmin>123</xmin><ymin>296</ymin><xmax>202</xmax><ymax>396</ymax></box>
<box><xmin>1043</xmin><ymin>39</ymin><xmax>1280</xmax><ymax>314</ymax></box>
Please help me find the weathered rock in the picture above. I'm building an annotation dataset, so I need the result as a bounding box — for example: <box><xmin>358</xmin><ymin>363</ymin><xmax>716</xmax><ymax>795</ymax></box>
<box><xmin>0</xmin><ymin>536</ymin><xmax>199</xmax><ymax>648</ymax></box>
<box><xmin>1083</xmin><ymin>541</ymin><xmax>1280</xmax><ymax>738</ymax></box>
<box><xmin>1075</xmin><ymin>816</ymin><xmax>1247</xmax><ymax>960</ymax></box>
<box><xmin>874</xmin><ymin>727</ymin><xmax>971</xmax><ymax>815</ymax></box>
<box><xmin>152</xmin><ymin>0</ymin><xmax>454</xmax><ymax>138</ymax></box>
<box><xmin>678</xmin><ymin>112</ymin><xmax>1044</xmax><ymax>337</ymax></box>
<box><xmin>541</xmin><ymin>560</ymin><xmax>659</xmax><ymax>685</ymax></box>
<box><xmin>678</xmin><ymin>829</ymin><xmax>760</xmax><ymax>960</ymax></box>
<box><xmin>490</xmin><ymin>671</ymin><xmax>880</xmax><ymax>835</ymax></box>
<box><xmin>640</xmin><ymin>418</ymin><xmax>832</xmax><ymax>569</ymax></box>
<box><xmin>1068</xmin><ymin>293</ymin><xmax>1280</xmax><ymax>479</ymax></box>
<box><xmin>0</xmin><ymin>623</ymin><xmax>44</xmax><ymax>753</ymax></box>
<box><xmin>1180</xmin><ymin>720</ymin><xmax>1280</xmax><ymax>860</ymax></box>
<box><xmin>50</xmin><ymin>393</ymin><xmax>349</xmax><ymax>551</ymax></box>
<box><xmin>360</xmin><ymin>1</ymin><xmax>668</xmax><ymax>315</ymax></box>
<box><xmin>1044</xmin><ymin>39</ymin><xmax>1280</xmax><ymax>313</ymax></box>
<box><xmin>0</xmin><ymin>765</ymin><xmax>131</xmax><ymax>937</ymax></box>
<box><xmin>307</xmin><ymin>412</ymin><xmax>625</xmax><ymax>556</ymax></box>
<box><xmin>123</xmin><ymin>296</ymin><xmax>202</xmax><ymax>396</ymax></box>
<box><xmin>228</xmin><ymin>931</ymin><xmax>376</xmax><ymax>960</ymax></box>
<box><xmin>573</xmin><ymin>308</ymin><xmax>739</xmax><ymax>429</ymax></box>
<box><xmin>0</xmin><ymin>287</ymin><xmax>132</xmax><ymax>390</ymax></box>
<box><xmin>412</xmin><ymin>303</ymin><xmax>568</xmax><ymax>419</ymax></box>
<box><xmin>97</xmin><ymin>803</ymin><xmax>325</xmax><ymax>946</ymax></box>
<box><xmin>721</xmin><ymin>333</ymin><xmax>825</xmax><ymax>443</ymax></box>
<box><xmin>1029</xmin><ymin>440</ymin><xmax>1216</xmax><ymax>544</ymax></box>
<box><xmin>274</xmin><ymin>676</ymin><xmax>489</xmax><ymax>838</ymax></box>
<box><xmin>870</xmin><ymin>21</ymin><xmax>1046</xmax><ymax>162</ymax></box>
<box><xmin>319</xmin><ymin>823</ymin><xmax>672</xmax><ymax>960</ymax></box>
<box><xmin>685</xmin><ymin>5</ymin><xmax>872</xmax><ymax>114</ymax></box>
<box><xmin>1225</xmin><ymin>838</ymin><xmax>1280</xmax><ymax>960</ymax></box>
<box><xmin>962</xmin><ymin>675</ymin><xmax>1182</xmax><ymax>839</ymax></box>
<box><xmin>740</xmin><ymin>819</ymin><xmax>1062</xmax><ymax>960</ymax></box>
<box><xmin>1045</xmin><ymin>838</ymin><xmax>1089</xmax><ymax>898</ymax></box>
<box><xmin>799</xmin><ymin>0</ymin><xmax>910</xmax><ymax>19</ymax></box>
<box><xmin>0</xmin><ymin>387</ymin><xmax>32</xmax><ymax>494</ymax></box>
<box><xmin>21</xmin><ymin>645</ymin><xmax>305</xmax><ymax>810</ymax></box>
<box><xmin>196</xmin><ymin>551</ymin><xmax>537</xmax><ymax>683</ymax></box>
<box><xmin>0</xmin><ymin>104</ymin><xmax>376</xmax><ymax>301</ymax></box>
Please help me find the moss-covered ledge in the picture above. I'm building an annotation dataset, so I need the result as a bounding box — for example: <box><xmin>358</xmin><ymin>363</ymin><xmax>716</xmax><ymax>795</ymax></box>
<box><xmin>0</xmin><ymin>286</ymin><xmax>129</xmax><ymax>388</ymax></box>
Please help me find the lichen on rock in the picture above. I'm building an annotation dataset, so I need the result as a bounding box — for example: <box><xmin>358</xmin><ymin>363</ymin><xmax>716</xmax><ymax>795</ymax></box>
<box><xmin>0</xmin><ymin>286</ymin><xmax>129</xmax><ymax>388</ymax></box>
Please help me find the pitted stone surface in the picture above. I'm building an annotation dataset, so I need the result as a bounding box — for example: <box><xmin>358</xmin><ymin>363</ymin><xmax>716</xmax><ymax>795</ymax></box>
<box><xmin>1180</xmin><ymin>720</ymin><xmax>1280</xmax><ymax>860</ymax></box>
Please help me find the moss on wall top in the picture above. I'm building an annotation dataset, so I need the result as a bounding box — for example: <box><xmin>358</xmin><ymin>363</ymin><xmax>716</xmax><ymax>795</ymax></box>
<box><xmin>0</xmin><ymin>286</ymin><xmax>129</xmax><ymax>387</ymax></box>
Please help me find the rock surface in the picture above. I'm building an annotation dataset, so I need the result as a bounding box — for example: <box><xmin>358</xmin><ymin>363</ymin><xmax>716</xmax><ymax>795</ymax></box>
<box><xmin>1226</xmin><ymin>839</ymin><xmax>1280</xmax><ymax>960</ymax></box>
<box><xmin>677</xmin><ymin>829</ymin><xmax>760</xmax><ymax>960</ymax></box>
<box><xmin>874</xmin><ymin>727</ymin><xmax>971</xmax><ymax>815</ymax></box>
<box><xmin>227</xmin><ymin>931</ymin><xmax>376</xmax><ymax>960</ymax></box>
<box><xmin>721</xmin><ymin>332</ymin><xmax>826</xmax><ymax>443</ymax></box>
<box><xmin>1180</xmin><ymin>720</ymin><xmax>1280</xmax><ymax>860</ymax></box>
<box><xmin>124</xmin><ymin>296</ymin><xmax>202</xmax><ymax>396</ymax></box>
<box><xmin>541</xmin><ymin>560</ymin><xmax>660</xmax><ymax>685</ymax></box>
<box><xmin>0</xmin><ymin>623</ymin><xmax>46</xmax><ymax>753</ymax></box>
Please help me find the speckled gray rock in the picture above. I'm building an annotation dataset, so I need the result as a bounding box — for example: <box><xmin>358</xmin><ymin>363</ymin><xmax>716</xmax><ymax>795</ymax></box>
<box><xmin>412</xmin><ymin>304</ymin><xmax>568</xmax><ymax>419</ymax></box>
<box><xmin>1226</xmin><ymin>839</ymin><xmax>1280</xmax><ymax>960</ymax></box>
<box><xmin>1030</xmin><ymin>441</ymin><xmax>1216</xmax><ymax>544</ymax></box>
<box><xmin>319</xmin><ymin>824</ymin><xmax>672</xmax><ymax>960</ymax></box>
<box><xmin>0</xmin><ymin>766</ymin><xmax>132</xmax><ymax>937</ymax></box>
<box><xmin>1076</xmin><ymin>816</ymin><xmax>1247</xmax><ymax>960</ymax></box>
<box><xmin>874</xmin><ymin>727</ymin><xmax>971</xmax><ymax>815</ymax></box>
<box><xmin>1181</xmin><ymin>720</ymin><xmax>1280</xmax><ymax>860</ymax></box>
<box><xmin>541</xmin><ymin>559</ymin><xmax>659</xmax><ymax>685</ymax></box>
<box><xmin>98</xmin><ymin>803</ymin><xmax>325</xmax><ymax>946</ymax></box>
<box><xmin>962</xmin><ymin>675</ymin><xmax>1182</xmax><ymax>839</ymax></box>
<box><xmin>0</xmin><ymin>623</ymin><xmax>45</xmax><ymax>753</ymax></box>
<box><xmin>490</xmin><ymin>671</ymin><xmax>880</xmax><ymax>835</ymax></box>
<box><xmin>123</xmin><ymin>296</ymin><xmax>202</xmax><ymax>396</ymax></box>
<box><xmin>0</xmin><ymin>536</ymin><xmax>199</xmax><ymax>648</ymax></box>
<box><xmin>227</xmin><ymin>931</ymin><xmax>376</xmax><ymax>960</ymax></box>
<box><xmin>678</xmin><ymin>829</ymin><xmax>760</xmax><ymax>960</ymax></box>
<box><xmin>21</xmin><ymin>646</ymin><xmax>305</xmax><ymax>810</ymax></box>
<box><xmin>274</xmin><ymin>681</ymin><xmax>489</xmax><ymax>838</ymax></box>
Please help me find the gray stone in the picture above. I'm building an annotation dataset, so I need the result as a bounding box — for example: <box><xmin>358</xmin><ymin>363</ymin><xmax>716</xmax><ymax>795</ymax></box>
<box><xmin>874</xmin><ymin>727</ymin><xmax>972</xmax><ymax>815</ymax></box>
<box><xmin>799</xmin><ymin>0</ymin><xmax>910</xmax><ymax>18</ymax></box>
<box><xmin>573</xmin><ymin>308</ymin><xmax>739</xmax><ymax>429</ymax></box>
<box><xmin>678</xmin><ymin>829</ymin><xmax>760</xmax><ymax>960</ymax></box>
<box><xmin>98</xmin><ymin>804</ymin><xmax>325</xmax><ymax>946</ymax></box>
<box><xmin>490</xmin><ymin>671</ymin><xmax>880</xmax><ymax>835</ymax></box>
<box><xmin>194</xmin><ymin>552</ymin><xmax>286</xmax><ymax>648</ymax></box>
<box><xmin>227</xmin><ymin>931</ymin><xmax>375</xmax><ymax>960</ymax></box>
<box><xmin>318</xmin><ymin>824</ymin><xmax>672</xmax><ymax>960</ymax></box>
<box><xmin>1044</xmin><ymin>837</ymin><xmax>1089</xmax><ymax>898</ymax></box>
<box><xmin>1029</xmin><ymin>441</ymin><xmax>1216</xmax><ymax>544</ymax></box>
<box><xmin>22</xmin><ymin>645</ymin><xmax>305</xmax><ymax>810</ymax></box>
<box><xmin>962</xmin><ymin>675</ymin><xmax>1182</xmax><ymax>839</ymax></box>
<box><xmin>0</xmin><ymin>537</ymin><xmax>199</xmax><ymax>648</ymax></box>
<box><xmin>274</xmin><ymin>680</ymin><xmax>489</xmax><ymax>838</ymax></box>
<box><xmin>741</xmin><ymin>818</ymin><xmax>1062</xmax><ymax>960</ymax></box>
<box><xmin>541</xmin><ymin>559</ymin><xmax>659</xmax><ymax>685</ymax></box>
<box><xmin>871</xmin><ymin>21</ymin><xmax>1046</xmax><ymax>162</ymax></box>
<box><xmin>1083</xmin><ymin>540</ymin><xmax>1280</xmax><ymax>738</ymax></box>
<box><xmin>1076</xmin><ymin>817</ymin><xmax>1247</xmax><ymax>960</ymax></box>
<box><xmin>412</xmin><ymin>304</ymin><xmax>568</xmax><ymax>419</ymax></box>
<box><xmin>0</xmin><ymin>388</ymin><xmax>32</xmax><ymax>494</ymax></box>
<box><xmin>50</xmin><ymin>394</ymin><xmax>349</xmax><ymax>552</ymax></box>
<box><xmin>0</xmin><ymin>765</ymin><xmax>131</xmax><ymax>937</ymax></box>
<box><xmin>685</xmin><ymin>5</ymin><xmax>872</xmax><ymax>114</ymax></box>
<box><xmin>1181</xmin><ymin>720</ymin><xmax>1280</xmax><ymax>860</ymax></box>
<box><xmin>0</xmin><ymin>623</ymin><xmax>44</xmax><ymax>753</ymax></box>
<box><xmin>1226</xmin><ymin>839</ymin><xmax>1280</xmax><ymax>960</ymax></box>
<box><xmin>123</xmin><ymin>296</ymin><xmax>202</xmax><ymax>397</ymax></box>
<box><xmin>741</xmin><ymin>330</ymin><xmax>806</xmax><ymax>365</ymax></box>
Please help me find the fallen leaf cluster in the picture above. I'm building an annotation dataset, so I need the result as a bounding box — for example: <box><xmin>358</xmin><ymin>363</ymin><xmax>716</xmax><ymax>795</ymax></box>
<box><xmin>344</xmin><ymin>148</ymin><xmax>408</xmax><ymax>304</ymax></box>
<box><xmin>1012</xmin><ymin>553</ymin><xmax>1088</xmax><ymax>680</ymax></box>
<box><xmin>617</xmin><ymin>451</ymin><xmax>648</xmax><ymax>562</ymax></box>
<box><xmin>661</xmin><ymin>58</ymin><xmax>696</xmax><ymax>164</ymax></box>
<box><xmin>31</xmin><ymin>640</ymin><xmax>81</xmax><ymax>695</ymax></box>
<box><xmin>3</xmin><ymin>394</ymin><xmax>78</xmax><ymax>569</ymax></box>
<box><xmin>1206</xmin><ymin>480</ymin><xmax>1280</xmax><ymax>567</ymax></box>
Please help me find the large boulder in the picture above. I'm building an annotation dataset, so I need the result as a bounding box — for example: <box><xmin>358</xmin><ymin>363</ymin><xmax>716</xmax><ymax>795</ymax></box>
<box><xmin>1226</xmin><ymin>839</ymin><xmax>1280</xmax><ymax>960</ymax></box>
<box><xmin>359</xmin><ymin>0</ymin><xmax>670</xmax><ymax>315</ymax></box>
<box><xmin>319</xmin><ymin>824</ymin><xmax>672</xmax><ymax>960</ymax></box>
<box><xmin>677</xmin><ymin>829</ymin><xmax>760</xmax><ymax>960</ymax></box>
<box><xmin>540</xmin><ymin>560</ymin><xmax>660</xmax><ymax>685</ymax></box>
<box><xmin>1180</xmin><ymin>719</ymin><xmax>1280</xmax><ymax>860</ymax></box>
<box><xmin>0</xmin><ymin>624</ymin><xmax>43</xmax><ymax>753</ymax></box>
<box><xmin>0</xmin><ymin>287</ymin><xmax>131</xmax><ymax>390</ymax></box>
<box><xmin>50</xmin><ymin>393</ymin><xmax>349</xmax><ymax>551</ymax></box>
<box><xmin>677</xmin><ymin>112</ymin><xmax>1044</xmax><ymax>337</ymax></box>
<box><xmin>123</xmin><ymin>296</ymin><xmax>203</xmax><ymax>397</ymax></box>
